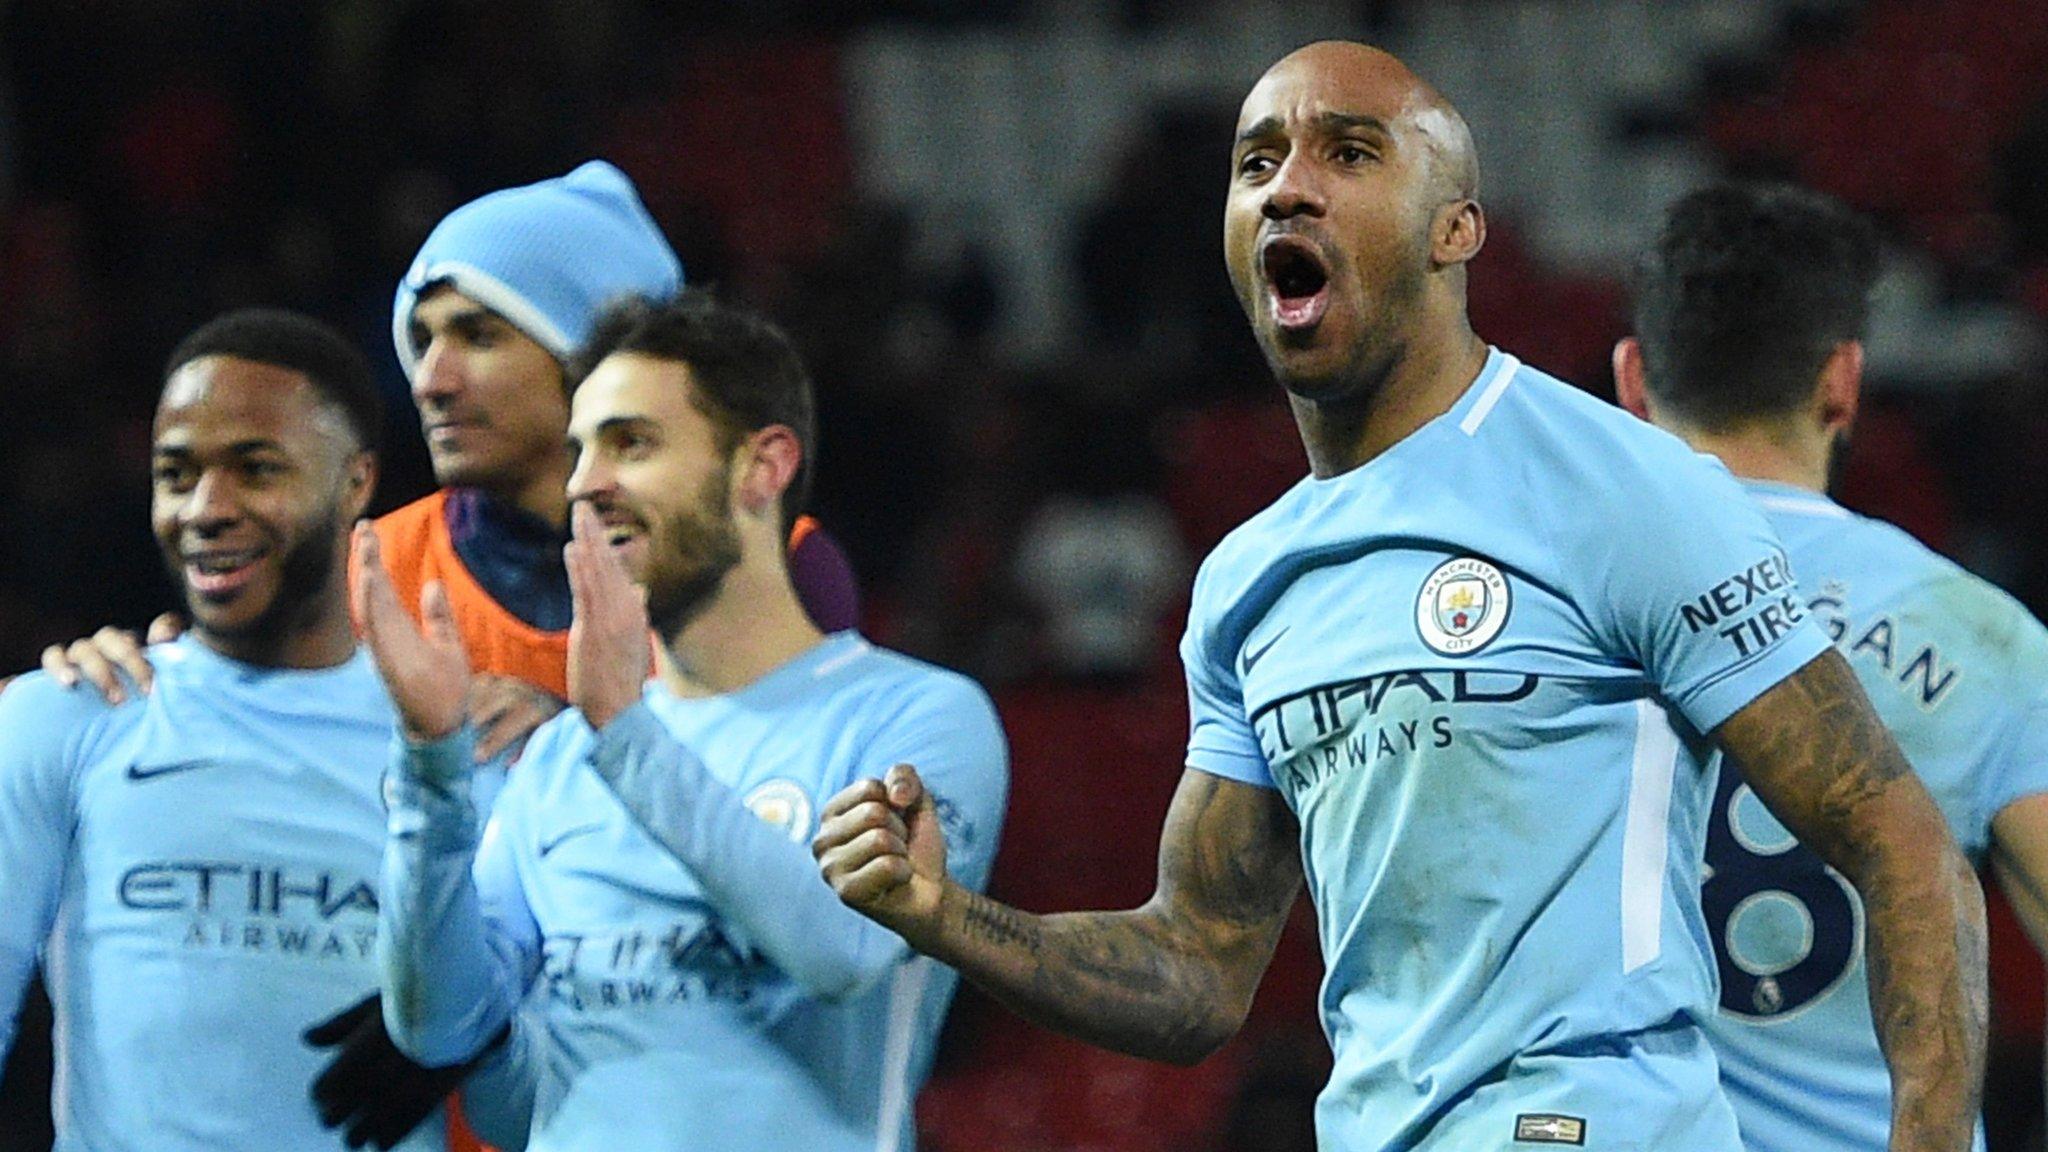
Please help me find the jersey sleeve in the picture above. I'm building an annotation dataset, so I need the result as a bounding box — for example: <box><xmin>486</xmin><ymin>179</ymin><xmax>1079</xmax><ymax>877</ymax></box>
<box><xmin>585</xmin><ymin>672</ymin><xmax>1007</xmax><ymax>1002</ymax></box>
<box><xmin>379</xmin><ymin>728</ymin><xmax>539</xmax><ymax>1069</ymax></box>
<box><xmin>1593</xmin><ymin>455</ymin><xmax>1833</xmax><ymax>733</ymax></box>
<box><xmin>0</xmin><ymin>675</ymin><xmax>92</xmax><ymax>1058</ymax></box>
<box><xmin>1180</xmin><ymin>590</ymin><xmax>1273</xmax><ymax>788</ymax></box>
<box><xmin>846</xmin><ymin>671</ymin><xmax>1009</xmax><ymax>897</ymax></box>
<box><xmin>456</xmin><ymin>1014</ymin><xmax>538</xmax><ymax>1151</ymax></box>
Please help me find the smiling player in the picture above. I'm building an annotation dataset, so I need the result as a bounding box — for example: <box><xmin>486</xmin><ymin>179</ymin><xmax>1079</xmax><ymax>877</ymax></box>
<box><xmin>355</xmin><ymin>290</ymin><xmax>1008</xmax><ymax>1151</ymax></box>
<box><xmin>0</xmin><ymin>310</ymin><xmax>459</xmax><ymax>1151</ymax></box>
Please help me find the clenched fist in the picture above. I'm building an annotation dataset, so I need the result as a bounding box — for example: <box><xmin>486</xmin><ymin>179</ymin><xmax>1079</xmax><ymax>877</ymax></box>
<box><xmin>813</xmin><ymin>764</ymin><xmax>952</xmax><ymax>944</ymax></box>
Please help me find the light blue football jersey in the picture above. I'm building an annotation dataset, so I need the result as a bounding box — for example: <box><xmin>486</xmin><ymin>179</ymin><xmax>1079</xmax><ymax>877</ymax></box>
<box><xmin>0</xmin><ymin>638</ymin><xmax>443</xmax><ymax>1152</ymax></box>
<box><xmin>380</xmin><ymin>632</ymin><xmax>1008</xmax><ymax>1152</ymax></box>
<box><xmin>1701</xmin><ymin>480</ymin><xmax>2048</xmax><ymax>1152</ymax></box>
<box><xmin>1181</xmin><ymin>349</ymin><xmax>1834</xmax><ymax>1151</ymax></box>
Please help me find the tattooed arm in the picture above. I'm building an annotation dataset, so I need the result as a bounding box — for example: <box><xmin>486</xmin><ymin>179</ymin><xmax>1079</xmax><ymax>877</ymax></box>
<box><xmin>1714</xmin><ymin>649</ymin><xmax>1987</xmax><ymax>1152</ymax></box>
<box><xmin>814</xmin><ymin>763</ymin><xmax>1302</xmax><ymax>1064</ymax></box>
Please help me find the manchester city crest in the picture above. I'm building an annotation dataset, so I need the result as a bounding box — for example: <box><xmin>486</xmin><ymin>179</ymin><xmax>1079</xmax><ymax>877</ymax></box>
<box><xmin>744</xmin><ymin>779</ymin><xmax>815</xmax><ymax>843</ymax></box>
<box><xmin>1415</xmin><ymin>556</ymin><xmax>1511</xmax><ymax>656</ymax></box>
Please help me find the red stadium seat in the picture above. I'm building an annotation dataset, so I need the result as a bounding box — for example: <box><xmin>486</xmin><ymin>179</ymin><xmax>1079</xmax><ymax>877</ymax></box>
<box><xmin>920</xmin><ymin>1030</ymin><xmax>1246</xmax><ymax>1152</ymax></box>
<box><xmin>1160</xmin><ymin>405</ymin><xmax>1306</xmax><ymax>556</ymax></box>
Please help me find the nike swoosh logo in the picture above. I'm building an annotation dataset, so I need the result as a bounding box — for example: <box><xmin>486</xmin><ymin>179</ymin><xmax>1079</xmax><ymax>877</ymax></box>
<box><xmin>1242</xmin><ymin>627</ymin><xmax>1290</xmax><ymax>675</ymax></box>
<box><xmin>539</xmin><ymin>822</ymin><xmax>605</xmax><ymax>857</ymax></box>
<box><xmin>125</xmin><ymin>759</ymin><xmax>226</xmax><ymax>782</ymax></box>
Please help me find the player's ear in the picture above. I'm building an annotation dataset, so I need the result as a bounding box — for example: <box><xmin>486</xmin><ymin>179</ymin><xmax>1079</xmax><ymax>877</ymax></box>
<box><xmin>1433</xmin><ymin>198</ymin><xmax>1485</xmax><ymax>268</ymax></box>
<box><xmin>342</xmin><ymin>450</ymin><xmax>379</xmax><ymax>521</ymax></box>
<box><xmin>1612</xmin><ymin>338</ymin><xmax>1653</xmax><ymax>422</ymax></box>
<box><xmin>734</xmin><ymin>425</ymin><xmax>801</xmax><ymax>521</ymax></box>
<box><xmin>1817</xmin><ymin>340</ymin><xmax>1862</xmax><ymax>436</ymax></box>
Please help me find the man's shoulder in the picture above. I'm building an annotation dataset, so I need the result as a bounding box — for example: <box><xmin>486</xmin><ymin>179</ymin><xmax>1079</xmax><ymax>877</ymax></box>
<box><xmin>810</xmin><ymin>639</ymin><xmax>1002</xmax><ymax>740</ymax></box>
<box><xmin>515</xmin><ymin>705</ymin><xmax>599</xmax><ymax>770</ymax></box>
<box><xmin>1491</xmin><ymin>357</ymin><xmax>1733</xmax><ymax>498</ymax></box>
<box><xmin>832</xmin><ymin>637</ymin><xmax>991</xmax><ymax>703</ymax></box>
<box><xmin>4</xmin><ymin>642</ymin><xmax>251</xmax><ymax>717</ymax></box>
<box><xmin>0</xmin><ymin>669</ymin><xmax>136</xmax><ymax>769</ymax></box>
<box><xmin>1844</xmin><ymin>524</ymin><xmax>2048</xmax><ymax>671</ymax></box>
<box><xmin>372</xmin><ymin>490</ymin><xmax>454</xmax><ymax>550</ymax></box>
<box><xmin>1790</xmin><ymin>504</ymin><xmax>1953</xmax><ymax>576</ymax></box>
<box><xmin>0</xmin><ymin>669</ymin><xmax>119</xmax><ymax>725</ymax></box>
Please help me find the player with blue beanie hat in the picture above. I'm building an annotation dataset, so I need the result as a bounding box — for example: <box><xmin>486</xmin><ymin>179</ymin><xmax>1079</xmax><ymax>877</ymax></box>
<box><xmin>391</xmin><ymin>161</ymin><xmax>683</xmax><ymax>378</ymax></box>
<box><xmin>368</xmin><ymin>159</ymin><xmax>858</xmax><ymax>711</ymax></box>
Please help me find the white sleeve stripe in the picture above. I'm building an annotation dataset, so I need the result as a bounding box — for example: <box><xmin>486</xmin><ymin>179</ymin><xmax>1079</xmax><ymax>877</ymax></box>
<box><xmin>873</xmin><ymin>956</ymin><xmax>934</xmax><ymax>1152</ymax></box>
<box><xmin>1457</xmin><ymin>352</ymin><xmax>1519</xmax><ymax>436</ymax></box>
<box><xmin>1621</xmin><ymin>699</ymin><xmax>1682</xmax><ymax>974</ymax></box>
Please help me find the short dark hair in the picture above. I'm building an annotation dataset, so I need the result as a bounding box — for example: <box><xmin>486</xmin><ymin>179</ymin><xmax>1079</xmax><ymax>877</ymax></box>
<box><xmin>573</xmin><ymin>289</ymin><xmax>817</xmax><ymax>528</ymax></box>
<box><xmin>1630</xmin><ymin>181</ymin><xmax>1880</xmax><ymax>430</ymax></box>
<box><xmin>166</xmin><ymin>308</ymin><xmax>384</xmax><ymax>453</ymax></box>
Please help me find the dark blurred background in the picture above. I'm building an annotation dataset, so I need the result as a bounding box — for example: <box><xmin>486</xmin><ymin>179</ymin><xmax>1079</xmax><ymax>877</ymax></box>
<box><xmin>1</xmin><ymin>0</ymin><xmax>2045</xmax><ymax>1148</ymax></box>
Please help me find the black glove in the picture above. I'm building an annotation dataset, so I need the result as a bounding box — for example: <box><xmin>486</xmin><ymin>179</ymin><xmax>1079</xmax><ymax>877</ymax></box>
<box><xmin>304</xmin><ymin>992</ymin><xmax>498</xmax><ymax>1150</ymax></box>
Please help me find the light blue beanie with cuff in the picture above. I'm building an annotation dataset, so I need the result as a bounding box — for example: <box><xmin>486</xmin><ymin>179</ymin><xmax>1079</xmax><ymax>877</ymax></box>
<box><xmin>392</xmin><ymin>160</ymin><xmax>683</xmax><ymax>376</ymax></box>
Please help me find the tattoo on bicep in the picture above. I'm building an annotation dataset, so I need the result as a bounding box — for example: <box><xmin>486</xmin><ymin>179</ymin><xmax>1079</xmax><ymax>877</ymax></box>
<box><xmin>1148</xmin><ymin>775</ymin><xmax>1303</xmax><ymax>961</ymax></box>
<box><xmin>1735</xmin><ymin>653</ymin><xmax>1911</xmax><ymax>867</ymax></box>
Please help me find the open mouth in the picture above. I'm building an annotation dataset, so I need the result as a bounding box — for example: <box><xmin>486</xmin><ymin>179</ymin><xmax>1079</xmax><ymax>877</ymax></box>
<box><xmin>184</xmin><ymin>548</ymin><xmax>267</xmax><ymax>599</ymax></box>
<box><xmin>596</xmin><ymin>514</ymin><xmax>644</xmax><ymax>548</ymax></box>
<box><xmin>1261</xmin><ymin>236</ymin><xmax>1331</xmax><ymax>330</ymax></box>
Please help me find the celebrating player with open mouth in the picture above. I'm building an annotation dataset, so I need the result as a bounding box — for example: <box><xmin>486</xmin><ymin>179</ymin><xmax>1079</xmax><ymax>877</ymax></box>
<box><xmin>816</xmin><ymin>40</ymin><xmax>1985</xmax><ymax>1152</ymax></box>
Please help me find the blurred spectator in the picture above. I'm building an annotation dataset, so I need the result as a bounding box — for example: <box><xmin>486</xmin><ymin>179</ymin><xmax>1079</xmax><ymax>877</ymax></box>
<box><xmin>1012</xmin><ymin>490</ymin><xmax>1186</xmax><ymax>681</ymax></box>
<box><xmin>1075</xmin><ymin>101</ymin><xmax>1267</xmax><ymax>401</ymax></box>
<box><xmin>1010</xmin><ymin>394</ymin><xmax>1187</xmax><ymax>683</ymax></box>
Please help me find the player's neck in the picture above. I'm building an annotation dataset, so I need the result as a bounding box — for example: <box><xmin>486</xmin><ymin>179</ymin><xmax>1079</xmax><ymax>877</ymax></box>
<box><xmin>1679</xmin><ymin>426</ymin><xmax>1829</xmax><ymax>495</ymax></box>
<box><xmin>194</xmin><ymin>595</ymin><xmax>359</xmax><ymax>672</ymax></box>
<box><xmin>1290</xmin><ymin>325</ymin><xmax>1489</xmax><ymax>478</ymax></box>
<box><xmin>479</xmin><ymin>456</ymin><xmax>573</xmax><ymax>531</ymax></box>
<box><xmin>654</xmin><ymin>562</ymin><xmax>825</xmax><ymax>698</ymax></box>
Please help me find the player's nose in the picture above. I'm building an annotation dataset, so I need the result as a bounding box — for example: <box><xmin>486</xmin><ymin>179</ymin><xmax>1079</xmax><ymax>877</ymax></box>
<box><xmin>182</xmin><ymin>469</ymin><xmax>245</xmax><ymax>532</ymax></box>
<box><xmin>1262</xmin><ymin>153</ymin><xmax>1327</xmax><ymax>221</ymax></box>
<box><xmin>411</xmin><ymin>339</ymin><xmax>463</xmax><ymax>405</ymax></box>
<box><xmin>565</xmin><ymin>449</ymin><xmax>613</xmax><ymax>506</ymax></box>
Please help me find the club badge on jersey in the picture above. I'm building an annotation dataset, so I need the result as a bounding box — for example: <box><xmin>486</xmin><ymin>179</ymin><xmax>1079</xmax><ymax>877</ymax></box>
<box><xmin>1415</xmin><ymin>555</ymin><xmax>1512</xmax><ymax>657</ymax></box>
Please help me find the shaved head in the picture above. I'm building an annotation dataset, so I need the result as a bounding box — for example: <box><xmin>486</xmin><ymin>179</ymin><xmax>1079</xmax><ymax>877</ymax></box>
<box><xmin>1253</xmin><ymin>41</ymin><xmax>1479</xmax><ymax>202</ymax></box>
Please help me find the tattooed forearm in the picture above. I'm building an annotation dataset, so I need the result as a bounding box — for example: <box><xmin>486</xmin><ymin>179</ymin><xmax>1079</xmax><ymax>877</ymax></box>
<box><xmin>1861</xmin><ymin>851</ymin><xmax>1988</xmax><ymax>1149</ymax></box>
<box><xmin>1717</xmin><ymin>650</ymin><xmax>1987</xmax><ymax>1151</ymax></box>
<box><xmin>919</xmin><ymin>772</ymin><xmax>1303</xmax><ymax>1065</ymax></box>
<box><xmin>960</xmin><ymin>894</ymin><xmax>1038</xmax><ymax>951</ymax></box>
